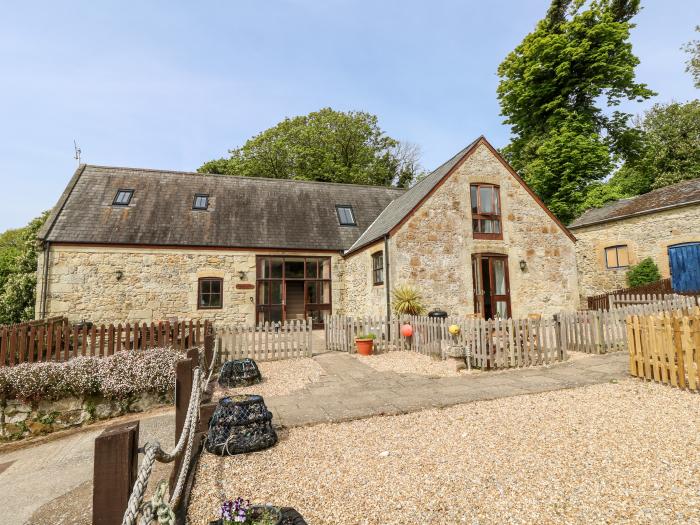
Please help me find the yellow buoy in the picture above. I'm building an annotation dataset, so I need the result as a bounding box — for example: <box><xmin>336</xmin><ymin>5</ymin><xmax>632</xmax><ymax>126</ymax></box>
<box><xmin>448</xmin><ymin>324</ymin><xmax>460</xmax><ymax>336</ymax></box>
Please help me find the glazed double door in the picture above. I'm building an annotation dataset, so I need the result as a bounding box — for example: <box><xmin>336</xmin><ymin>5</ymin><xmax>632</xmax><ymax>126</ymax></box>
<box><xmin>472</xmin><ymin>254</ymin><xmax>511</xmax><ymax>319</ymax></box>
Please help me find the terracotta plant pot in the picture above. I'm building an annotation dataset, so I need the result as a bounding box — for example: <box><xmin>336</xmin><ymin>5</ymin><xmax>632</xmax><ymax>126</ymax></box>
<box><xmin>355</xmin><ymin>338</ymin><xmax>374</xmax><ymax>356</ymax></box>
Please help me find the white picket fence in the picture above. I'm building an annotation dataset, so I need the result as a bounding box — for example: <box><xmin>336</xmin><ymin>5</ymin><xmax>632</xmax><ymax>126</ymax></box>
<box><xmin>610</xmin><ymin>293</ymin><xmax>697</xmax><ymax>309</ymax></box>
<box><xmin>325</xmin><ymin>314</ymin><xmax>566</xmax><ymax>369</ymax></box>
<box><xmin>325</xmin><ymin>296</ymin><xmax>700</xmax><ymax>367</ymax></box>
<box><xmin>215</xmin><ymin>318</ymin><xmax>313</xmax><ymax>362</ymax></box>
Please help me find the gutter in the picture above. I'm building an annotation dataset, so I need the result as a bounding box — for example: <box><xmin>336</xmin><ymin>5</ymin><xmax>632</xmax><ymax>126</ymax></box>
<box><xmin>384</xmin><ymin>234</ymin><xmax>391</xmax><ymax>320</ymax></box>
<box><xmin>40</xmin><ymin>241</ymin><xmax>50</xmax><ymax>318</ymax></box>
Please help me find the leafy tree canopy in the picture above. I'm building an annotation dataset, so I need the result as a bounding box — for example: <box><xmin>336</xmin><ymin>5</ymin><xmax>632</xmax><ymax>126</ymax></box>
<box><xmin>497</xmin><ymin>0</ymin><xmax>654</xmax><ymax>223</ymax></box>
<box><xmin>579</xmin><ymin>100</ymin><xmax>700</xmax><ymax>211</ymax></box>
<box><xmin>626</xmin><ymin>257</ymin><xmax>661</xmax><ymax>288</ymax></box>
<box><xmin>199</xmin><ymin>108</ymin><xmax>423</xmax><ymax>188</ymax></box>
<box><xmin>683</xmin><ymin>25</ymin><xmax>700</xmax><ymax>88</ymax></box>
<box><xmin>0</xmin><ymin>212</ymin><xmax>49</xmax><ymax>325</ymax></box>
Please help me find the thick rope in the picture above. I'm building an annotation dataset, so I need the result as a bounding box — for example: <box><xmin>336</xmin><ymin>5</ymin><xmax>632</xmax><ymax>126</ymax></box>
<box><xmin>123</xmin><ymin>345</ymin><xmax>216</xmax><ymax>525</ymax></box>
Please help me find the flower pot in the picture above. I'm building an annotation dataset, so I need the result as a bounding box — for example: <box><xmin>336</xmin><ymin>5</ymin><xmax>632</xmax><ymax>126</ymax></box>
<box><xmin>355</xmin><ymin>338</ymin><xmax>374</xmax><ymax>356</ymax></box>
<box><xmin>209</xmin><ymin>504</ymin><xmax>283</xmax><ymax>525</ymax></box>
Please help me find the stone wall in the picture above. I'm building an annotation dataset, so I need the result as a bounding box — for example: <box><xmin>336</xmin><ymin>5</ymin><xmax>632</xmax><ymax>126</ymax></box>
<box><xmin>1</xmin><ymin>391</ymin><xmax>170</xmax><ymax>440</ymax></box>
<box><xmin>341</xmin><ymin>240</ymin><xmax>387</xmax><ymax>317</ymax></box>
<box><xmin>572</xmin><ymin>204</ymin><xmax>700</xmax><ymax>301</ymax></box>
<box><xmin>37</xmin><ymin>245</ymin><xmax>344</xmax><ymax>324</ymax></box>
<box><xmin>388</xmin><ymin>143</ymin><xmax>579</xmax><ymax>318</ymax></box>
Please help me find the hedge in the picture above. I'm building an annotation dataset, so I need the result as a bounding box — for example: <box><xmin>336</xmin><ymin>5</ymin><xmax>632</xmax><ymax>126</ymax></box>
<box><xmin>0</xmin><ymin>348</ymin><xmax>183</xmax><ymax>404</ymax></box>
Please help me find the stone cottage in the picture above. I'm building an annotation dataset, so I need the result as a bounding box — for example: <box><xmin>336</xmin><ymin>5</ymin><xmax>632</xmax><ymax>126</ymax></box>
<box><xmin>569</xmin><ymin>178</ymin><xmax>700</xmax><ymax>301</ymax></box>
<box><xmin>35</xmin><ymin>136</ymin><xmax>579</xmax><ymax>325</ymax></box>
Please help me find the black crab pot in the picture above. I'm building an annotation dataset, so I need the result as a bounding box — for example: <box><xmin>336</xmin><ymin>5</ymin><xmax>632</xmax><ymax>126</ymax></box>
<box><xmin>205</xmin><ymin>395</ymin><xmax>278</xmax><ymax>455</ymax></box>
<box><xmin>218</xmin><ymin>358</ymin><xmax>263</xmax><ymax>388</ymax></box>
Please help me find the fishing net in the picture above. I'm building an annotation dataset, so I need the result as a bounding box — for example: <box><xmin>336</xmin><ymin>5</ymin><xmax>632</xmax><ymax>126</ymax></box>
<box><xmin>218</xmin><ymin>358</ymin><xmax>262</xmax><ymax>388</ymax></box>
<box><xmin>205</xmin><ymin>395</ymin><xmax>277</xmax><ymax>455</ymax></box>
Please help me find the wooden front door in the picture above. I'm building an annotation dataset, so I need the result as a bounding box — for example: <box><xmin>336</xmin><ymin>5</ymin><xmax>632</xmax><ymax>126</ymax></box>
<box><xmin>472</xmin><ymin>254</ymin><xmax>511</xmax><ymax>319</ymax></box>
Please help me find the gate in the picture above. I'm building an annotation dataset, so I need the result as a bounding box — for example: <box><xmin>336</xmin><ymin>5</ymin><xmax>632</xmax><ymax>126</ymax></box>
<box><xmin>669</xmin><ymin>243</ymin><xmax>700</xmax><ymax>293</ymax></box>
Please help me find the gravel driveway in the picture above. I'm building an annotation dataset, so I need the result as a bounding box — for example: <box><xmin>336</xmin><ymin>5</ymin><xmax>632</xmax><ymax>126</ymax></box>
<box><xmin>188</xmin><ymin>379</ymin><xmax>700</xmax><ymax>524</ymax></box>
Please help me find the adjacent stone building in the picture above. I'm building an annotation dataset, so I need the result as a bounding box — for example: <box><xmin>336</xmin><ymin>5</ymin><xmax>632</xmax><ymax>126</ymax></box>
<box><xmin>569</xmin><ymin>179</ymin><xmax>700</xmax><ymax>301</ymax></box>
<box><xmin>36</xmin><ymin>137</ymin><xmax>580</xmax><ymax>324</ymax></box>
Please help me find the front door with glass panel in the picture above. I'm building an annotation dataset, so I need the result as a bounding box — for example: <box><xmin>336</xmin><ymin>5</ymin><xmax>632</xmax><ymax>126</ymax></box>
<box><xmin>256</xmin><ymin>256</ymin><xmax>332</xmax><ymax>327</ymax></box>
<box><xmin>472</xmin><ymin>254</ymin><xmax>511</xmax><ymax>319</ymax></box>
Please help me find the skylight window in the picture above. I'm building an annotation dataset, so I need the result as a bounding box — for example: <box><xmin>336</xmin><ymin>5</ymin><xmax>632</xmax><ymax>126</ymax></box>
<box><xmin>336</xmin><ymin>205</ymin><xmax>356</xmax><ymax>226</ymax></box>
<box><xmin>113</xmin><ymin>189</ymin><xmax>134</xmax><ymax>206</ymax></box>
<box><xmin>193</xmin><ymin>194</ymin><xmax>209</xmax><ymax>210</ymax></box>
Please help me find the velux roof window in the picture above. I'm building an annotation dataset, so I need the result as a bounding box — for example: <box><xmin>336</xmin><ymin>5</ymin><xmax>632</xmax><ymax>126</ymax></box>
<box><xmin>193</xmin><ymin>194</ymin><xmax>209</xmax><ymax>210</ymax></box>
<box><xmin>112</xmin><ymin>189</ymin><xmax>134</xmax><ymax>206</ymax></box>
<box><xmin>336</xmin><ymin>205</ymin><xmax>356</xmax><ymax>226</ymax></box>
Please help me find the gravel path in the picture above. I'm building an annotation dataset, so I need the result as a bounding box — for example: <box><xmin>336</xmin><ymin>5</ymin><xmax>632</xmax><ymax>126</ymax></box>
<box><xmin>188</xmin><ymin>379</ymin><xmax>700</xmax><ymax>525</ymax></box>
<box><xmin>215</xmin><ymin>358</ymin><xmax>323</xmax><ymax>400</ymax></box>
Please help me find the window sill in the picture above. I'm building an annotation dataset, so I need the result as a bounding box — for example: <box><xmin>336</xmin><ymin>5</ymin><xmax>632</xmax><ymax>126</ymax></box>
<box><xmin>373</xmin><ymin>282</ymin><xmax>384</xmax><ymax>287</ymax></box>
<box><xmin>473</xmin><ymin>233</ymin><xmax>503</xmax><ymax>240</ymax></box>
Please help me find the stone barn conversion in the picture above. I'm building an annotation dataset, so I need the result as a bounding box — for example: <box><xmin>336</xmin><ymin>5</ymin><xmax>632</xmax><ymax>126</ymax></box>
<box><xmin>35</xmin><ymin>136</ymin><xmax>579</xmax><ymax>325</ymax></box>
<box><xmin>569</xmin><ymin>178</ymin><xmax>700</xmax><ymax>301</ymax></box>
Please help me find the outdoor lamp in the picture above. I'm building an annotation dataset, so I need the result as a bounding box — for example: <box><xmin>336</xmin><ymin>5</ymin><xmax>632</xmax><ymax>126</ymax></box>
<box><xmin>519</xmin><ymin>260</ymin><xmax>527</xmax><ymax>272</ymax></box>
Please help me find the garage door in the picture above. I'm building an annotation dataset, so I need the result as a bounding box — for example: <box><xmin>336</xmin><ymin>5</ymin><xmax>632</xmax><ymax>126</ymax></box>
<box><xmin>668</xmin><ymin>243</ymin><xmax>700</xmax><ymax>293</ymax></box>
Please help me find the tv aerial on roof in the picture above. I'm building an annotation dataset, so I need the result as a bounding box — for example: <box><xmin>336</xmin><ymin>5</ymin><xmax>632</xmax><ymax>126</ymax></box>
<box><xmin>73</xmin><ymin>140</ymin><xmax>82</xmax><ymax>165</ymax></box>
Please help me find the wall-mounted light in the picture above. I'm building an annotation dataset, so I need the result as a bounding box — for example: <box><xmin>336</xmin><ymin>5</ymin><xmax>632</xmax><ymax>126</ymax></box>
<box><xmin>238</xmin><ymin>270</ymin><xmax>247</xmax><ymax>280</ymax></box>
<box><xmin>519</xmin><ymin>260</ymin><xmax>527</xmax><ymax>272</ymax></box>
<box><xmin>116</xmin><ymin>270</ymin><xmax>124</xmax><ymax>281</ymax></box>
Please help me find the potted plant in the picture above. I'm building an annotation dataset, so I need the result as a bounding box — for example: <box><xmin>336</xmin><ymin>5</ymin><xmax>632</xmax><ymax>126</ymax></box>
<box><xmin>211</xmin><ymin>498</ymin><xmax>282</xmax><ymax>525</ymax></box>
<box><xmin>355</xmin><ymin>332</ymin><xmax>376</xmax><ymax>355</ymax></box>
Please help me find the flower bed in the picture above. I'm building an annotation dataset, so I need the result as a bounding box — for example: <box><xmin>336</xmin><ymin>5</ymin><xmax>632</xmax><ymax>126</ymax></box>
<box><xmin>0</xmin><ymin>348</ymin><xmax>183</xmax><ymax>439</ymax></box>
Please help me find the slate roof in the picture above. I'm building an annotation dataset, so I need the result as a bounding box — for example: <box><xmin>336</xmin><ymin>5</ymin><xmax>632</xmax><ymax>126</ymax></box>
<box><xmin>346</xmin><ymin>138</ymin><xmax>482</xmax><ymax>253</ymax></box>
<box><xmin>569</xmin><ymin>178</ymin><xmax>700</xmax><ymax>229</ymax></box>
<box><xmin>38</xmin><ymin>165</ymin><xmax>405</xmax><ymax>251</ymax></box>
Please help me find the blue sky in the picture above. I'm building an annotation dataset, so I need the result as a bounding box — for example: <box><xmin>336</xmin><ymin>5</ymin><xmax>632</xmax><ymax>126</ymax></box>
<box><xmin>0</xmin><ymin>1</ymin><xmax>697</xmax><ymax>231</ymax></box>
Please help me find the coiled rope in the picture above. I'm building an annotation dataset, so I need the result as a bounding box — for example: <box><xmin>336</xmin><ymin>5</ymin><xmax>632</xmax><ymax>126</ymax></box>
<box><xmin>122</xmin><ymin>341</ymin><xmax>219</xmax><ymax>525</ymax></box>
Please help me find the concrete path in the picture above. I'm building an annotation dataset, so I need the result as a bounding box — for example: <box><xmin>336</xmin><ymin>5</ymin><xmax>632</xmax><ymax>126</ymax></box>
<box><xmin>266</xmin><ymin>351</ymin><xmax>629</xmax><ymax>427</ymax></box>
<box><xmin>0</xmin><ymin>350</ymin><xmax>627</xmax><ymax>524</ymax></box>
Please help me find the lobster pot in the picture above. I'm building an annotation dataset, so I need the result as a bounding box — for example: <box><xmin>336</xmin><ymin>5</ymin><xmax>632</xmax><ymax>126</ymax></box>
<box><xmin>205</xmin><ymin>395</ymin><xmax>277</xmax><ymax>455</ymax></box>
<box><xmin>218</xmin><ymin>358</ymin><xmax>262</xmax><ymax>388</ymax></box>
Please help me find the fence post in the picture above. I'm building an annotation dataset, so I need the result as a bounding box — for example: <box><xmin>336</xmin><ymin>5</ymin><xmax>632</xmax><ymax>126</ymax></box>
<box><xmin>174</xmin><ymin>357</ymin><xmax>194</xmax><ymax>445</ymax></box>
<box><xmin>92</xmin><ymin>421</ymin><xmax>139</xmax><ymax>525</ymax></box>
<box><xmin>204</xmin><ymin>331</ymin><xmax>215</xmax><ymax>371</ymax></box>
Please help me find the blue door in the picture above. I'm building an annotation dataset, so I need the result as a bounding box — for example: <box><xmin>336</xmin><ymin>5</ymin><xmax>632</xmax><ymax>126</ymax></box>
<box><xmin>668</xmin><ymin>243</ymin><xmax>700</xmax><ymax>293</ymax></box>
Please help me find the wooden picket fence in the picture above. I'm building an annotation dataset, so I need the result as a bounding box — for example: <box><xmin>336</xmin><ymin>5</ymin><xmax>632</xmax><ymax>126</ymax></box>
<box><xmin>627</xmin><ymin>308</ymin><xmax>700</xmax><ymax>391</ymax></box>
<box><xmin>0</xmin><ymin>318</ymin><xmax>209</xmax><ymax>367</ymax></box>
<box><xmin>325</xmin><ymin>314</ymin><xmax>566</xmax><ymax>369</ymax></box>
<box><xmin>215</xmin><ymin>318</ymin><xmax>313</xmax><ymax>362</ymax></box>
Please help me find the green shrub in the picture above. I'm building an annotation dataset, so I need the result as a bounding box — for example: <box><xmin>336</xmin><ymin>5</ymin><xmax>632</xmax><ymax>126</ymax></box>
<box><xmin>357</xmin><ymin>333</ymin><xmax>376</xmax><ymax>340</ymax></box>
<box><xmin>392</xmin><ymin>285</ymin><xmax>426</xmax><ymax>316</ymax></box>
<box><xmin>626</xmin><ymin>258</ymin><xmax>661</xmax><ymax>288</ymax></box>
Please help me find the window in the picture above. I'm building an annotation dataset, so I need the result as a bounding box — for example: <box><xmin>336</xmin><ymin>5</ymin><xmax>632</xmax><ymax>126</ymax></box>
<box><xmin>193</xmin><ymin>194</ymin><xmax>209</xmax><ymax>210</ymax></box>
<box><xmin>470</xmin><ymin>184</ymin><xmax>502</xmax><ymax>239</ymax></box>
<box><xmin>198</xmin><ymin>278</ymin><xmax>223</xmax><ymax>309</ymax></box>
<box><xmin>605</xmin><ymin>245</ymin><xmax>629</xmax><ymax>269</ymax></box>
<box><xmin>113</xmin><ymin>189</ymin><xmax>134</xmax><ymax>206</ymax></box>
<box><xmin>336</xmin><ymin>205</ymin><xmax>356</xmax><ymax>226</ymax></box>
<box><xmin>372</xmin><ymin>251</ymin><xmax>384</xmax><ymax>285</ymax></box>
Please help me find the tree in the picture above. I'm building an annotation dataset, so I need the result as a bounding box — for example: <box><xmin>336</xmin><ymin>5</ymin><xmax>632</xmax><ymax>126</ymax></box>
<box><xmin>199</xmin><ymin>108</ymin><xmax>423</xmax><ymax>188</ymax></box>
<box><xmin>0</xmin><ymin>212</ymin><xmax>49</xmax><ymax>325</ymax></box>
<box><xmin>683</xmin><ymin>25</ymin><xmax>700</xmax><ymax>88</ymax></box>
<box><xmin>497</xmin><ymin>0</ymin><xmax>654</xmax><ymax>223</ymax></box>
<box><xmin>578</xmin><ymin>100</ymin><xmax>700</xmax><ymax>211</ymax></box>
<box><xmin>0</xmin><ymin>227</ymin><xmax>23</xmax><ymax>291</ymax></box>
<box><xmin>626</xmin><ymin>257</ymin><xmax>661</xmax><ymax>288</ymax></box>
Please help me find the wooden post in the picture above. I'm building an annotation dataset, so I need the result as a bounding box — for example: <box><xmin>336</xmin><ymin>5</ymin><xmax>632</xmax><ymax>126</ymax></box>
<box><xmin>92</xmin><ymin>421</ymin><xmax>139</xmax><ymax>525</ymax></box>
<box><xmin>204</xmin><ymin>333</ymin><xmax>215</xmax><ymax>372</ymax></box>
<box><xmin>174</xmin><ymin>358</ymin><xmax>194</xmax><ymax>444</ymax></box>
